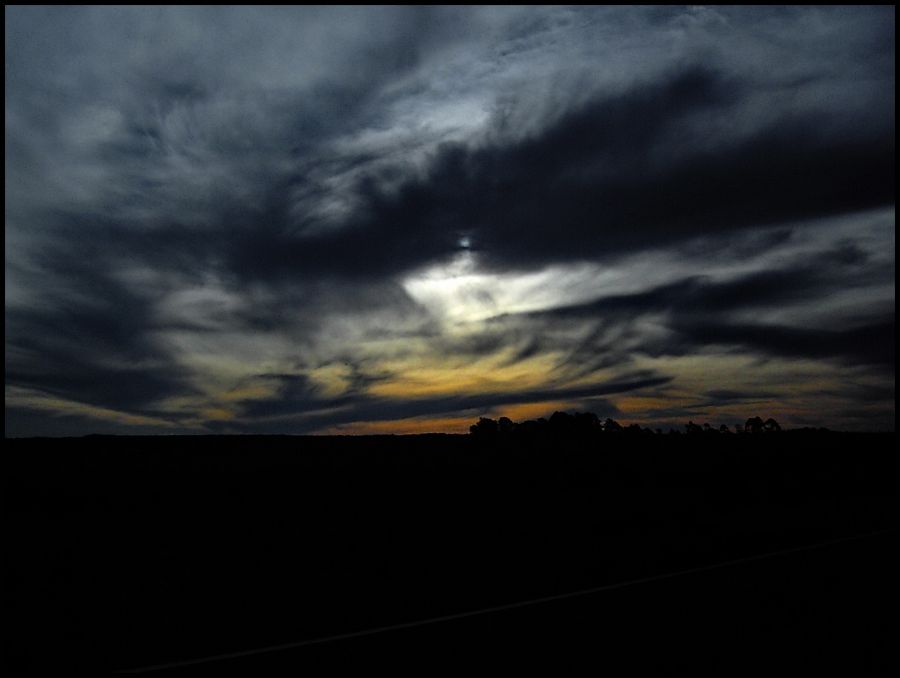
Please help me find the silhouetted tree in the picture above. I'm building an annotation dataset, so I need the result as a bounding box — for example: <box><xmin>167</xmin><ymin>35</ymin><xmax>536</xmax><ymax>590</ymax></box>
<box><xmin>573</xmin><ymin>411</ymin><xmax>601</xmax><ymax>433</ymax></box>
<box><xmin>745</xmin><ymin>417</ymin><xmax>764</xmax><ymax>434</ymax></box>
<box><xmin>763</xmin><ymin>418</ymin><xmax>782</xmax><ymax>433</ymax></box>
<box><xmin>470</xmin><ymin>417</ymin><xmax>498</xmax><ymax>437</ymax></box>
<box><xmin>549</xmin><ymin>411</ymin><xmax>575</xmax><ymax>434</ymax></box>
<box><xmin>468</xmin><ymin>411</ymin><xmax>788</xmax><ymax>439</ymax></box>
<box><xmin>516</xmin><ymin>419</ymin><xmax>542</xmax><ymax>437</ymax></box>
<box><xmin>685</xmin><ymin>421</ymin><xmax>703</xmax><ymax>435</ymax></box>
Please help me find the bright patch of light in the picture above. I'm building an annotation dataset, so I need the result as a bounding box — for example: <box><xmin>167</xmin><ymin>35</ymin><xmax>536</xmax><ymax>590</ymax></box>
<box><xmin>402</xmin><ymin>252</ymin><xmax>622</xmax><ymax>326</ymax></box>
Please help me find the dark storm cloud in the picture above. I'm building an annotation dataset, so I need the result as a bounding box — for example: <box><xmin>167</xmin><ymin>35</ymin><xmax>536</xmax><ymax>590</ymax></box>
<box><xmin>238</xmin><ymin>374</ymin><xmax>357</xmax><ymax>421</ymax></box>
<box><xmin>157</xmin><ymin>61</ymin><xmax>894</xmax><ymax>286</ymax></box>
<box><xmin>346</xmin><ymin>69</ymin><xmax>891</xmax><ymax>275</ymax></box>
<box><xmin>702</xmin><ymin>390</ymin><xmax>780</xmax><ymax>404</ymax></box>
<box><xmin>670</xmin><ymin>318</ymin><xmax>895</xmax><ymax>368</ymax></box>
<box><xmin>12</xmin><ymin>7</ymin><xmax>890</xmax><ymax>287</ymax></box>
<box><xmin>5</xmin><ymin>252</ymin><xmax>195</xmax><ymax>413</ymax></box>
<box><xmin>3</xmin><ymin>406</ymin><xmax>196</xmax><ymax>438</ymax></box>
<box><xmin>817</xmin><ymin>382</ymin><xmax>896</xmax><ymax>405</ymax></box>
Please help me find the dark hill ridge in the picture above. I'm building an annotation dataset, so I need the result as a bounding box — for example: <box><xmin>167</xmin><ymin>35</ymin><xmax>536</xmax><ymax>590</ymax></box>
<box><xmin>4</xmin><ymin>427</ymin><xmax>896</xmax><ymax>673</ymax></box>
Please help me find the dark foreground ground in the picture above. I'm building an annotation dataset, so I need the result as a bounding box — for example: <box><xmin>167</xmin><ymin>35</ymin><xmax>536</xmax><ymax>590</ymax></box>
<box><xmin>4</xmin><ymin>431</ymin><xmax>897</xmax><ymax>674</ymax></box>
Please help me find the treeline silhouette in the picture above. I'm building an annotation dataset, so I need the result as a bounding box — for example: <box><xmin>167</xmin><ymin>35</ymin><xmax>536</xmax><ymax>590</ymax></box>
<box><xmin>470</xmin><ymin>411</ymin><xmax>787</xmax><ymax>438</ymax></box>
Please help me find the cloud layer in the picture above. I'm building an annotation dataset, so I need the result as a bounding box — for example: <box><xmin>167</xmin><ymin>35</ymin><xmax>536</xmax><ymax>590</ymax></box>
<box><xmin>5</xmin><ymin>6</ymin><xmax>895</xmax><ymax>435</ymax></box>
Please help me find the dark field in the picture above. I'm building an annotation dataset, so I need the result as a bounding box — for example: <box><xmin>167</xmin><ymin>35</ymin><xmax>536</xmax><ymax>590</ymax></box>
<box><xmin>4</xmin><ymin>431</ymin><xmax>897</xmax><ymax>674</ymax></box>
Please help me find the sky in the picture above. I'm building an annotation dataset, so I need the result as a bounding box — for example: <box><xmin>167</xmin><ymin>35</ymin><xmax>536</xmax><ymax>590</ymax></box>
<box><xmin>5</xmin><ymin>6</ymin><xmax>895</xmax><ymax>436</ymax></box>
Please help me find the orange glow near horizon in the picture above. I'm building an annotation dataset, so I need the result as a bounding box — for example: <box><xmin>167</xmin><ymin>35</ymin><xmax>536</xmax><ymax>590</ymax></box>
<box><xmin>317</xmin><ymin>416</ymin><xmax>475</xmax><ymax>436</ymax></box>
